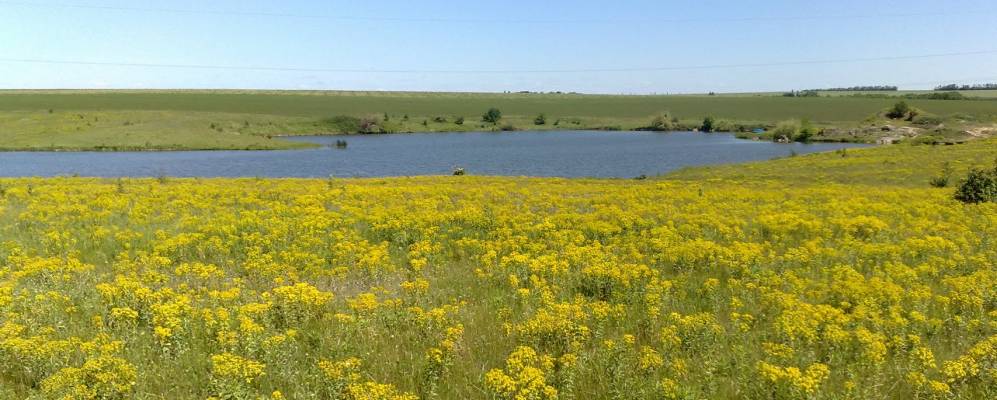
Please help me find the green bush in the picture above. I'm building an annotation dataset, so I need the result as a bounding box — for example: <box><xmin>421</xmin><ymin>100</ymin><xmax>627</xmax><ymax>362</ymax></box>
<box><xmin>700</xmin><ymin>116</ymin><xmax>715</xmax><ymax>132</ymax></box>
<box><xmin>712</xmin><ymin>119</ymin><xmax>735</xmax><ymax>132</ymax></box>
<box><xmin>648</xmin><ymin>112</ymin><xmax>676</xmax><ymax>131</ymax></box>
<box><xmin>954</xmin><ymin>163</ymin><xmax>997</xmax><ymax>203</ymax></box>
<box><xmin>482</xmin><ymin>108</ymin><xmax>503</xmax><ymax>124</ymax></box>
<box><xmin>795</xmin><ymin>119</ymin><xmax>816</xmax><ymax>143</ymax></box>
<box><xmin>771</xmin><ymin>120</ymin><xmax>800</xmax><ymax>141</ymax></box>
<box><xmin>912</xmin><ymin>115</ymin><xmax>944</xmax><ymax>126</ymax></box>
<box><xmin>534</xmin><ymin>114</ymin><xmax>547</xmax><ymax>125</ymax></box>
<box><xmin>885</xmin><ymin>101</ymin><xmax>911</xmax><ymax>119</ymax></box>
<box><xmin>929</xmin><ymin>162</ymin><xmax>953</xmax><ymax>188</ymax></box>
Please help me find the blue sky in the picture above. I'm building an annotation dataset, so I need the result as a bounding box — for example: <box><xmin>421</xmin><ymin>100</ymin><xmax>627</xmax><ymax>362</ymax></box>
<box><xmin>2</xmin><ymin>0</ymin><xmax>997</xmax><ymax>93</ymax></box>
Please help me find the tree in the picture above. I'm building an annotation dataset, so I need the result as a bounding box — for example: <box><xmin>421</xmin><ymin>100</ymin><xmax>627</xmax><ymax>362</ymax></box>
<box><xmin>482</xmin><ymin>108</ymin><xmax>502</xmax><ymax>124</ymax></box>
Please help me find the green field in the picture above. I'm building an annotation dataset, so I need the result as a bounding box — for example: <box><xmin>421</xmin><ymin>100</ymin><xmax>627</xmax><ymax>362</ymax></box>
<box><xmin>815</xmin><ymin>90</ymin><xmax>997</xmax><ymax>98</ymax></box>
<box><xmin>0</xmin><ymin>90</ymin><xmax>995</xmax><ymax>150</ymax></box>
<box><xmin>666</xmin><ymin>139</ymin><xmax>997</xmax><ymax>187</ymax></box>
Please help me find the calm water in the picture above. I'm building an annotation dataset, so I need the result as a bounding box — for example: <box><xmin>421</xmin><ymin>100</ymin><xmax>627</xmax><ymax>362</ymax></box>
<box><xmin>0</xmin><ymin>131</ymin><xmax>869</xmax><ymax>178</ymax></box>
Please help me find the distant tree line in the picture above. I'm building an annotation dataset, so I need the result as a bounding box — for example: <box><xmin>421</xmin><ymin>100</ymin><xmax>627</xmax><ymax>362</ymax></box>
<box><xmin>812</xmin><ymin>85</ymin><xmax>898</xmax><ymax>92</ymax></box>
<box><xmin>933</xmin><ymin>83</ymin><xmax>997</xmax><ymax>91</ymax></box>
<box><xmin>782</xmin><ymin>90</ymin><xmax>820</xmax><ymax>97</ymax></box>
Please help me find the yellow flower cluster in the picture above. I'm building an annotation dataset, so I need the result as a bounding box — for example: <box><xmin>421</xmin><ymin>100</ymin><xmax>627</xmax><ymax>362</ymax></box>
<box><xmin>756</xmin><ymin>361</ymin><xmax>830</xmax><ymax>395</ymax></box>
<box><xmin>211</xmin><ymin>352</ymin><xmax>266</xmax><ymax>384</ymax></box>
<box><xmin>40</xmin><ymin>355</ymin><xmax>137</xmax><ymax>400</ymax></box>
<box><xmin>318</xmin><ymin>357</ymin><xmax>417</xmax><ymax>400</ymax></box>
<box><xmin>485</xmin><ymin>346</ymin><xmax>559</xmax><ymax>400</ymax></box>
<box><xmin>0</xmin><ymin>173</ymin><xmax>993</xmax><ymax>398</ymax></box>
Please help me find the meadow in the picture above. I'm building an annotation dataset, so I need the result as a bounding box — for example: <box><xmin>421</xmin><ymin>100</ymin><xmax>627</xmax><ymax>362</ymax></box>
<box><xmin>1</xmin><ymin>139</ymin><xmax>995</xmax><ymax>399</ymax></box>
<box><xmin>0</xmin><ymin>90</ymin><xmax>995</xmax><ymax>150</ymax></box>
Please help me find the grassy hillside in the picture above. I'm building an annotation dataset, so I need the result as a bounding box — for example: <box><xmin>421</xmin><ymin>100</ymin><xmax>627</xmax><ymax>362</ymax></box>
<box><xmin>3</xmin><ymin>90</ymin><xmax>996</xmax><ymax>121</ymax></box>
<box><xmin>667</xmin><ymin>138</ymin><xmax>997</xmax><ymax>186</ymax></box>
<box><xmin>0</xmin><ymin>90</ymin><xmax>994</xmax><ymax>150</ymax></box>
<box><xmin>1</xmin><ymin>139</ymin><xmax>995</xmax><ymax>399</ymax></box>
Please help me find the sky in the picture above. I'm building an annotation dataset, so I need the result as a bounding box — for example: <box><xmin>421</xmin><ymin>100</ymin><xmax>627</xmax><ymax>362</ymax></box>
<box><xmin>2</xmin><ymin>0</ymin><xmax>997</xmax><ymax>93</ymax></box>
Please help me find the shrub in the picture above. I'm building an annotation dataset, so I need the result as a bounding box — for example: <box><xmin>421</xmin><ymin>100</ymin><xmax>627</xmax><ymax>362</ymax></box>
<box><xmin>649</xmin><ymin>112</ymin><xmax>675</xmax><ymax>131</ymax></box>
<box><xmin>700</xmin><ymin>116</ymin><xmax>715</xmax><ymax>132</ymax></box>
<box><xmin>482</xmin><ymin>108</ymin><xmax>503</xmax><ymax>124</ymax></box>
<box><xmin>454</xmin><ymin>116</ymin><xmax>465</xmax><ymax>125</ymax></box>
<box><xmin>929</xmin><ymin>176</ymin><xmax>949</xmax><ymax>188</ymax></box>
<box><xmin>534</xmin><ymin>114</ymin><xmax>547</xmax><ymax>125</ymax></box>
<box><xmin>954</xmin><ymin>165</ymin><xmax>997</xmax><ymax>203</ymax></box>
<box><xmin>912</xmin><ymin>115</ymin><xmax>944</xmax><ymax>126</ymax></box>
<box><xmin>772</xmin><ymin>120</ymin><xmax>800</xmax><ymax>141</ymax></box>
<box><xmin>929</xmin><ymin>162</ymin><xmax>953</xmax><ymax>188</ymax></box>
<box><xmin>432</xmin><ymin>116</ymin><xmax>448</xmax><ymax>123</ymax></box>
<box><xmin>361</xmin><ymin>116</ymin><xmax>387</xmax><ymax>133</ymax></box>
<box><xmin>712</xmin><ymin>119</ymin><xmax>735</xmax><ymax>132</ymax></box>
<box><xmin>796</xmin><ymin>119</ymin><xmax>816</xmax><ymax>143</ymax></box>
<box><xmin>885</xmin><ymin>101</ymin><xmax>911</xmax><ymax>119</ymax></box>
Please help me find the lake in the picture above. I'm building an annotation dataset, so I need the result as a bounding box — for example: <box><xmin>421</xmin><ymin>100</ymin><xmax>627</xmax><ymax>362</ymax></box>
<box><xmin>0</xmin><ymin>131</ymin><xmax>869</xmax><ymax>178</ymax></box>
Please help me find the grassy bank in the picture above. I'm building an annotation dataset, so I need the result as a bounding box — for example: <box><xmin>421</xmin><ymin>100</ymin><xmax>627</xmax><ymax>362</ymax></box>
<box><xmin>1</xmin><ymin>139</ymin><xmax>996</xmax><ymax>399</ymax></box>
<box><xmin>0</xmin><ymin>90</ymin><xmax>994</xmax><ymax>150</ymax></box>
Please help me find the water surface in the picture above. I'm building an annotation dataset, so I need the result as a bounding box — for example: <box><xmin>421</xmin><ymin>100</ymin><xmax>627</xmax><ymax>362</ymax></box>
<box><xmin>0</xmin><ymin>131</ymin><xmax>869</xmax><ymax>178</ymax></box>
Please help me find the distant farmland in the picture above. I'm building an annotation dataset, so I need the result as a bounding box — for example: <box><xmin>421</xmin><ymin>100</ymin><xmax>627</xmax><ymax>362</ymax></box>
<box><xmin>0</xmin><ymin>90</ymin><xmax>994</xmax><ymax>150</ymax></box>
<box><xmin>2</xmin><ymin>90</ymin><xmax>996</xmax><ymax>122</ymax></box>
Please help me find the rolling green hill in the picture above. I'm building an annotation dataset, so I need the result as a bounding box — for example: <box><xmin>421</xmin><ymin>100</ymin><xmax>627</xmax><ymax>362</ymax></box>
<box><xmin>0</xmin><ymin>90</ymin><xmax>994</xmax><ymax>150</ymax></box>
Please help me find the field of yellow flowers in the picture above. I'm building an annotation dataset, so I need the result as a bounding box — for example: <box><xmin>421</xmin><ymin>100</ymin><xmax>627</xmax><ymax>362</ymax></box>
<box><xmin>1</xmin><ymin>141</ymin><xmax>996</xmax><ymax>399</ymax></box>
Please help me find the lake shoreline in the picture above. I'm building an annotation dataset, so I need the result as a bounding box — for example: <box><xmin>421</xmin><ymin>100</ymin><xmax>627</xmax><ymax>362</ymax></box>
<box><xmin>0</xmin><ymin>128</ymin><xmax>876</xmax><ymax>153</ymax></box>
<box><xmin>0</xmin><ymin>131</ymin><xmax>870</xmax><ymax>178</ymax></box>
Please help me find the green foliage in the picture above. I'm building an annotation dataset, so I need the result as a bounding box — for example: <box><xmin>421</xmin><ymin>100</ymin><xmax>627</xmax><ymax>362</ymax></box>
<box><xmin>929</xmin><ymin>162</ymin><xmax>953</xmax><ymax>188</ymax></box>
<box><xmin>454</xmin><ymin>116</ymin><xmax>464</xmax><ymax>125</ymax></box>
<box><xmin>795</xmin><ymin>118</ymin><xmax>816</xmax><ymax>143</ymax></box>
<box><xmin>954</xmin><ymin>162</ymin><xmax>997</xmax><ymax>203</ymax></box>
<box><xmin>648</xmin><ymin>112</ymin><xmax>676</xmax><ymax>131</ymax></box>
<box><xmin>700</xmin><ymin>116</ymin><xmax>715</xmax><ymax>132</ymax></box>
<box><xmin>912</xmin><ymin>115</ymin><xmax>944</xmax><ymax>126</ymax></box>
<box><xmin>772</xmin><ymin>120</ymin><xmax>800</xmax><ymax>141</ymax></box>
<box><xmin>782</xmin><ymin>90</ymin><xmax>819</xmax><ymax>97</ymax></box>
<box><xmin>907</xmin><ymin>91</ymin><xmax>967</xmax><ymax>100</ymax></box>
<box><xmin>885</xmin><ymin>101</ymin><xmax>911</xmax><ymax>119</ymax></box>
<box><xmin>711</xmin><ymin>118</ymin><xmax>736</xmax><ymax>132</ymax></box>
<box><xmin>482</xmin><ymin>108</ymin><xmax>503</xmax><ymax>124</ymax></box>
<box><xmin>534</xmin><ymin>114</ymin><xmax>547</xmax><ymax>125</ymax></box>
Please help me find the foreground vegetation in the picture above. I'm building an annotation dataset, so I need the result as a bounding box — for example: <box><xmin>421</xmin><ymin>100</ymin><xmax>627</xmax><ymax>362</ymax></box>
<box><xmin>0</xmin><ymin>138</ymin><xmax>995</xmax><ymax>399</ymax></box>
<box><xmin>0</xmin><ymin>90</ymin><xmax>994</xmax><ymax>150</ymax></box>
